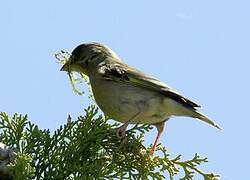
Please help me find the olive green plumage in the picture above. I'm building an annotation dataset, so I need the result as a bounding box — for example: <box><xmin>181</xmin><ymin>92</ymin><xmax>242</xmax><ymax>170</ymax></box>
<box><xmin>61</xmin><ymin>42</ymin><xmax>221</xmax><ymax>155</ymax></box>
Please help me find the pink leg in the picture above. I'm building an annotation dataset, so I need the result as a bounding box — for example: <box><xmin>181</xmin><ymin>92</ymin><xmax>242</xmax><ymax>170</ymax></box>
<box><xmin>149</xmin><ymin>122</ymin><xmax>165</xmax><ymax>156</ymax></box>
<box><xmin>115</xmin><ymin>121</ymin><xmax>129</xmax><ymax>139</ymax></box>
<box><xmin>115</xmin><ymin>112</ymin><xmax>141</xmax><ymax>142</ymax></box>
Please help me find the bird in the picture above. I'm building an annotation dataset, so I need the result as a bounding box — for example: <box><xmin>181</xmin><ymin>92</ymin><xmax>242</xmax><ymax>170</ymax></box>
<box><xmin>60</xmin><ymin>42</ymin><xmax>221</xmax><ymax>155</ymax></box>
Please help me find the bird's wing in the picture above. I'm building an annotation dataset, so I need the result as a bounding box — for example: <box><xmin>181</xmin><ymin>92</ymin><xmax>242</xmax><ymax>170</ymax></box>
<box><xmin>98</xmin><ymin>63</ymin><xmax>200</xmax><ymax>109</ymax></box>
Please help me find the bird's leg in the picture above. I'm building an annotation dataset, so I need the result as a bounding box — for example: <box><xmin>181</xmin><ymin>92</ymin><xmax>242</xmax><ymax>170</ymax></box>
<box><xmin>115</xmin><ymin>111</ymin><xmax>141</xmax><ymax>143</ymax></box>
<box><xmin>115</xmin><ymin>121</ymin><xmax>129</xmax><ymax>140</ymax></box>
<box><xmin>149</xmin><ymin>122</ymin><xmax>165</xmax><ymax>156</ymax></box>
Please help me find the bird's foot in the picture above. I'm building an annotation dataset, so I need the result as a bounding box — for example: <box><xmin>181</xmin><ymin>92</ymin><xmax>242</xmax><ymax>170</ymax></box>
<box><xmin>115</xmin><ymin>127</ymin><xmax>126</xmax><ymax>139</ymax></box>
<box><xmin>114</xmin><ymin>125</ymin><xmax>128</xmax><ymax>144</ymax></box>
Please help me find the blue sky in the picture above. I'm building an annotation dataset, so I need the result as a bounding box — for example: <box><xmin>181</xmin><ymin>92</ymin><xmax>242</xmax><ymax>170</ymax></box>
<box><xmin>1</xmin><ymin>1</ymin><xmax>249</xmax><ymax>179</ymax></box>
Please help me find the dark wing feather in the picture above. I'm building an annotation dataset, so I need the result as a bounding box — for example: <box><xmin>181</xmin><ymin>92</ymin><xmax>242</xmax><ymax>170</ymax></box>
<box><xmin>99</xmin><ymin>63</ymin><xmax>200</xmax><ymax>109</ymax></box>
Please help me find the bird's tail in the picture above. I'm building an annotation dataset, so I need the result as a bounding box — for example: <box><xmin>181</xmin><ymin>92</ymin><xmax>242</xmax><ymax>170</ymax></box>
<box><xmin>188</xmin><ymin>110</ymin><xmax>222</xmax><ymax>130</ymax></box>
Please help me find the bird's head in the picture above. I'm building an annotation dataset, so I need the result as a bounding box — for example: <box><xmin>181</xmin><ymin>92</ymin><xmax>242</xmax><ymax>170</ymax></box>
<box><xmin>60</xmin><ymin>42</ymin><xmax>120</xmax><ymax>75</ymax></box>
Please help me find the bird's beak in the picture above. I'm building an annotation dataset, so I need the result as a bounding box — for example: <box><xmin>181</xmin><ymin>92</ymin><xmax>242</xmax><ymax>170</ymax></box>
<box><xmin>60</xmin><ymin>63</ymin><xmax>69</xmax><ymax>72</ymax></box>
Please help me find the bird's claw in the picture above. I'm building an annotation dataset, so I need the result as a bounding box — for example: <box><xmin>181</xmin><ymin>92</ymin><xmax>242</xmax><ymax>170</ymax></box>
<box><xmin>114</xmin><ymin>126</ymin><xmax>128</xmax><ymax>144</ymax></box>
<box><xmin>115</xmin><ymin>128</ymin><xmax>126</xmax><ymax>139</ymax></box>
